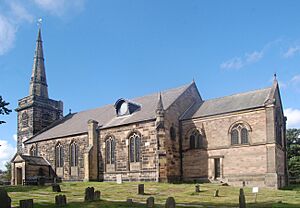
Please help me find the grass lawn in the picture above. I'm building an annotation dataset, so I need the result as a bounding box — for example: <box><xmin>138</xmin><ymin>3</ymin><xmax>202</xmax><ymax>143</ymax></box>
<box><xmin>2</xmin><ymin>182</ymin><xmax>300</xmax><ymax>208</ymax></box>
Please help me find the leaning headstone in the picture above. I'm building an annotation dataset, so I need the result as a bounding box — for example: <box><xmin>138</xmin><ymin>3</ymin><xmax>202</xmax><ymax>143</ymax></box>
<box><xmin>52</xmin><ymin>184</ymin><xmax>61</xmax><ymax>192</ymax></box>
<box><xmin>55</xmin><ymin>195</ymin><xmax>67</xmax><ymax>207</ymax></box>
<box><xmin>146</xmin><ymin>197</ymin><xmax>155</xmax><ymax>208</ymax></box>
<box><xmin>165</xmin><ymin>197</ymin><xmax>176</xmax><ymax>208</ymax></box>
<box><xmin>195</xmin><ymin>184</ymin><xmax>200</xmax><ymax>192</ymax></box>
<box><xmin>239</xmin><ymin>188</ymin><xmax>246</xmax><ymax>208</ymax></box>
<box><xmin>20</xmin><ymin>199</ymin><xmax>33</xmax><ymax>208</ymax></box>
<box><xmin>214</xmin><ymin>189</ymin><xmax>219</xmax><ymax>197</ymax></box>
<box><xmin>94</xmin><ymin>191</ymin><xmax>101</xmax><ymax>200</ymax></box>
<box><xmin>138</xmin><ymin>184</ymin><xmax>144</xmax><ymax>195</ymax></box>
<box><xmin>85</xmin><ymin>187</ymin><xmax>95</xmax><ymax>202</ymax></box>
<box><xmin>0</xmin><ymin>188</ymin><xmax>11</xmax><ymax>208</ymax></box>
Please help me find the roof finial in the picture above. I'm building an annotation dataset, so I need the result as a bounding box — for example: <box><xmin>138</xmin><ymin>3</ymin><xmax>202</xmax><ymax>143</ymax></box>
<box><xmin>69</xmin><ymin>109</ymin><xmax>72</xmax><ymax>114</ymax></box>
<box><xmin>274</xmin><ymin>72</ymin><xmax>277</xmax><ymax>81</ymax></box>
<box><xmin>156</xmin><ymin>92</ymin><xmax>164</xmax><ymax>111</ymax></box>
<box><xmin>37</xmin><ymin>18</ymin><xmax>42</xmax><ymax>29</ymax></box>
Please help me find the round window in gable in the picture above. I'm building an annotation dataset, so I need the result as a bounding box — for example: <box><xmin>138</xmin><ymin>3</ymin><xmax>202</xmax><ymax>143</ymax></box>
<box><xmin>170</xmin><ymin>126</ymin><xmax>176</xmax><ymax>141</ymax></box>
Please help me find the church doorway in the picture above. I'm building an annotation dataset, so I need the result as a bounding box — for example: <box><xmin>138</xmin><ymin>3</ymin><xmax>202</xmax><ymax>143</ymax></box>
<box><xmin>214</xmin><ymin>158</ymin><xmax>220</xmax><ymax>179</ymax></box>
<box><xmin>16</xmin><ymin>167</ymin><xmax>23</xmax><ymax>185</ymax></box>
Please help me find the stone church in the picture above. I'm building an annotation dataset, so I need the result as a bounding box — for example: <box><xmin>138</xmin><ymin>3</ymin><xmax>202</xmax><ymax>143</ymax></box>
<box><xmin>11</xmin><ymin>28</ymin><xmax>288</xmax><ymax>189</ymax></box>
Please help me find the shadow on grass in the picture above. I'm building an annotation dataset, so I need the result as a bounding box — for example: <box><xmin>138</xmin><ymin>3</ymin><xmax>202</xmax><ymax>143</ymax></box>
<box><xmin>2</xmin><ymin>185</ymin><xmax>50</xmax><ymax>193</ymax></box>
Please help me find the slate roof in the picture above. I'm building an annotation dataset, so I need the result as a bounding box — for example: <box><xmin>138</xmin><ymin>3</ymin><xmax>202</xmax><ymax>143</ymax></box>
<box><xmin>25</xmin><ymin>83</ymin><xmax>192</xmax><ymax>144</ymax></box>
<box><xmin>14</xmin><ymin>154</ymin><xmax>51</xmax><ymax>166</ymax></box>
<box><xmin>181</xmin><ymin>87</ymin><xmax>272</xmax><ymax>120</ymax></box>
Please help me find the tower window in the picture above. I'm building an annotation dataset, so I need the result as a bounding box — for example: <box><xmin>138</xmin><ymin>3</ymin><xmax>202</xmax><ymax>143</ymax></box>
<box><xmin>170</xmin><ymin>126</ymin><xmax>176</xmax><ymax>141</ymax></box>
<box><xmin>22</xmin><ymin>112</ymin><xmax>29</xmax><ymax>127</ymax></box>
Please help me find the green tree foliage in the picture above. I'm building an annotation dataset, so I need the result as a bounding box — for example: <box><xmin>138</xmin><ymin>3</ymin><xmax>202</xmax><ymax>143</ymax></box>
<box><xmin>3</xmin><ymin>162</ymin><xmax>11</xmax><ymax>181</ymax></box>
<box><xmin>0</xmin><ymin>96</ymin><xmax>12</xmax><ymax>124</ymax></box>
<box><xmin>287</xmin><ymin>128</ymin><xmax>300</xmax><ymax>178</ymax></box>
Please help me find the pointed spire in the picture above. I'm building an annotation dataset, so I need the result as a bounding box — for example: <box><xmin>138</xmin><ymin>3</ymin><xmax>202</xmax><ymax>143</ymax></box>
<box><xmin>156</xmin><ymin>92</ymin><xmax>164</xmax><ymax>112</ymax></box>
<box><xmin>29</xmin><ymin>26</ymin><xmax>48</xmax><ymax>98</ymax></box>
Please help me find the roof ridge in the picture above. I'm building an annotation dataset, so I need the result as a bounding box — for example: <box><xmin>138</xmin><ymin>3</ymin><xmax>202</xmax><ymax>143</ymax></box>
<box><xmin>203</xmin><ymin>86</ymin><xmax>272</xmax><ymax>102</ymax></box>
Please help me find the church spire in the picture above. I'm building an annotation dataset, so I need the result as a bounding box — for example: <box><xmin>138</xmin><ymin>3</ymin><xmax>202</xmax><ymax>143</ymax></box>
<box><xmin>29</xmin><ymin>26</ymin><xmax>48</xmax><ymax>98</ymax></box>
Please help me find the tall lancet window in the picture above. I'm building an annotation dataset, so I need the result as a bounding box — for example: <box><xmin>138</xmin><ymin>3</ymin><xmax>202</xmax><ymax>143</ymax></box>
<box><xmin>55</xmin><ymin>143</ymin><xmax>64</xmax><ymax>167</ymax></box>
<box><xmin>129</xmin><ymin>132</ymin><xmax>141</xmax><ymax>163</ymax></box>
<box><xmin>30</xmin><ymin>145</ymin><xmax>37</xmax><ymax>156</ymax></box>
<box><xmin>70</xmin><ymin>141</ymin><xmax>78</xmax><ymax>167</ymax></box>
<box><xmin>22</xmin><ymin>112</ymin><xmax>29</xmax><ymax>128</ymax></box>
<box><xmin>106</xmin><ymin>136</ymin><xmax>116</xmax><ymax>164</ymax></box>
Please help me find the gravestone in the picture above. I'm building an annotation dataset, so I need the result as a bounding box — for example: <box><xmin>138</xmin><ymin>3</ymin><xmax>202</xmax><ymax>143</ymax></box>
<box><xmin>138</xmin><ymin>184</ymin><xmax>144</xmax><ymax>195</ymax></box>
<box><xmin>195</xmin><ymin>184</ymin><xmax>200</xmax><ymax>192</ymax></box>
<box><xmin>116</xmin><ymin>174</ymin><xmax>122</xmax><ymax>184</ymax></box>
<box><xmin>214</xmin><ymin>189</ymin><xmax>219</xmax><ymax>197</ymax></box>
<box><xmin>165</xmin><ymin>197</ymin><xmax>176</xmax><ymax>208</ymax></box>
<box><xmin>94</xmin><ymin>191</ymin><xmax>101</xmax><ymax>200</ymax></box>
<box><xmin>239</xmin><ymin>188</ymin><xmax>246</xmax><ymax>208</ymax></box>
<box><xmin>52</xmin><ymin>184</ymin><xmax>61</xmax><ymax>192</ymax></box>
<box><xmin>19</xmin><ymin>199</ymin><xmax>33</xmax><ymax>208</ymax></box>
<box><xmin>0</xmin><ymin>188</ymin><xmax>11</xmax><ymax>208</ymax></box>
<box><xmin>55</xmin><ymin>195</ymin><xmax>67</xmax><ymax>207</ymax></box>
<box><xmin>126</xmin><ymin>198</ymin><xmax>133</xmax><ymax>204</ymax></box>
<box><xmin>146</xmin><ymin>197</ymin><xmax>155</xmax><ymax>208</ymax></box>
<box><xmin>85</xmin><ymin>187</ymin><xmax>95</xmax><ymax>202</ymax></box>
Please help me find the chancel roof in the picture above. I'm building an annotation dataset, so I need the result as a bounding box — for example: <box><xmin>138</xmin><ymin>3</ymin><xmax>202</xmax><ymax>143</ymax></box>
<box><xmin>181</xmin><ymin>87</ymin><xmax>272</xmax><ymax>120</ymax></box>
<box><xmin>25</xmin><ymin>83</ymin><xmax>192</xmax><ymax>144</ymax></box>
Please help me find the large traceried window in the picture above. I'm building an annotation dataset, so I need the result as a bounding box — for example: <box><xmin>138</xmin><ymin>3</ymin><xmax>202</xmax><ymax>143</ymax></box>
<box><xmin>129</xmin><ymin>132</ymin><xmax>141</xmax><ymax>163</ymax></box>
<box><xmin>55</xmin><ymin>143</ymin><xmax>64</xmax><ymax>167</ymax></box>
<box><xmin>230</xmin><ymin>123</ymin><xmax>250</xmax><ymax>145</ymax></box>
<box><xmin>70</xmin><ymin>141</ymin><xmax>78</xmax><ymax>167</ymax></box>
<box><xmin>106</xmin><ymin>136</ymin><xmax>116</xmax><ymax>164</ymax></box>
<box><xmin>189</xmin><ymin>130</ymin><xmax>203</xmax><ymax>149</ymax></box>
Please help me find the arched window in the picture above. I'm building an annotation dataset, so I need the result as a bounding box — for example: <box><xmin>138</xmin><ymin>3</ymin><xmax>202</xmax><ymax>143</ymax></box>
<box><xmin>22</xmin><ymin>112</ymin><xmax>28</xmax><ymax>127</ymax></box>
<box><xmin>129</xmin><ymin>132</ymin><xmax>140</xmax><ymax>163</ymax></box>
<box><xmin>106</xmin><ymin>136</ymin><xmax>116</xmax><ymax>164</ymax></box>
<box><xmin>70</xmin><ymin>142</ymin><xmax>78</xmax><ymax>167</ymax></box>
<box><xmin>231</xmin><ymin>129</ymin><xmax>239</xmax><ymax>145</ymax></box>
<box><xmin>241</xmin><ymin>128</ymin><xmax>248</xmax><ymax>144</ymax></box>
<box><xmin>189</xmin><ymin>130</ymin><xmax>203</xmax><ymax>149</ymax></box>
<box><xmin>230</xmin><ymin>122</ymin><xmax>250</xmax><ymax>145</ymax></box>
<box><xmin>30</xmin><ymin>145</ymin><xmax>37</xmax><ymax>156</ymax></box>
<box><xmin>170</xmin><ymin>126</ymin><xmax>176</xmax><ymax>141</ymax></box>
<box><xmin>55</xmin><ymin>143</ymin><xmax>64</xmax><ymax>167</ymax></box>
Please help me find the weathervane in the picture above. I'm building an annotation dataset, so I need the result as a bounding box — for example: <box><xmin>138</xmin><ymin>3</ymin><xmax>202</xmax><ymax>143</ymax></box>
<box><xmin>37</xmin><ymin>18</ymin><xmax>43</xmax><ymax>28</ymax></box>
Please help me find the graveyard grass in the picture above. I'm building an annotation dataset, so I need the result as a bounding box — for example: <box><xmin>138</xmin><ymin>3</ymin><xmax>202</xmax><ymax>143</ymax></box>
<box><xmin>3</xmin><ymin>182</ymin><xmax>300</xmax><ymax>208</ymax></box>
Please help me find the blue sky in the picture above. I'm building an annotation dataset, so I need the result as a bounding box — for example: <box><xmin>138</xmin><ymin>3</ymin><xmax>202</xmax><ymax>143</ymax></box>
<box><xmin>0</xmin><ymin>0</ymin><xmax>300</xmax><ymax>170</ymax></box>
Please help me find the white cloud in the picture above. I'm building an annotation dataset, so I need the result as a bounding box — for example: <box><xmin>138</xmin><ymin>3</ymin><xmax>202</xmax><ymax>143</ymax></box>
<box><xmin>33</xmin><ymin>0</ymin><xmax>85</xmax><ymax>16</ymax></box>
<box><xmin>0</xmin><ymin>139</ymin><xmax>17</xmax><ymax>171</ymax></box>
<box><xmin>284</xmin><ymin>108</ymin><xmax>300</xmax><ymax>129</ymax></box>
<box><xmin>245</xmin><ymin>51</ymin><xmax>263</xmax><ymax>63</ymax></box>
<box><xmin>9</xmin><ymin>1</ymin><xmax>34</xmax><ymax>23</ymax></box>
<box><xmin>0</xmin><ymin>15</ymin><xmax>17</xmax><ymax>55</ymax></box>
<box><xmin>291</xmin><ymin>75</ymin><xmax>300</xmax><ymax>84</ymax></box>
<box><xmin>220</xmin><ymin>57</ymin><xmax>243</xmax><ymax>70</ymax></box>
<box><xmin>283</xmin><ymin>46</ymin><xmax>300</xmax><ymax>58</ymax></box>
<box><xmin>13</xmin><ymin>134</ymin><xmax>17</xmax><ymax>142</ymax></box>
<box><xmin>220</xmin><ymin>50</ymin><xmax>263</xmax><ymax>70</ymax></box>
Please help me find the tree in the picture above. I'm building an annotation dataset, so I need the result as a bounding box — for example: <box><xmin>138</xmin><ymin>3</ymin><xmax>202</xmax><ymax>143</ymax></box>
<box><xmin>3</xmin><ymin>162</ymin><xmax>12</xmax><ymax>181</ymax></box>
<box><xmin>286</xmin><ymin>128</ymin><xmax>300</xmax><ymax>178</ymax></box>
<box><xmin>0</xmin><ymin>96</ymin><xmax>12</xmax><ymax>124</ymax></box>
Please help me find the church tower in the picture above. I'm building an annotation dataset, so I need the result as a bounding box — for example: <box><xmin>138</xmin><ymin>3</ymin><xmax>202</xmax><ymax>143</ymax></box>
<box><xmin>15</xmin><ymin>27</ymin><xmax>63</xmax><ymax>153</ymax></box>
